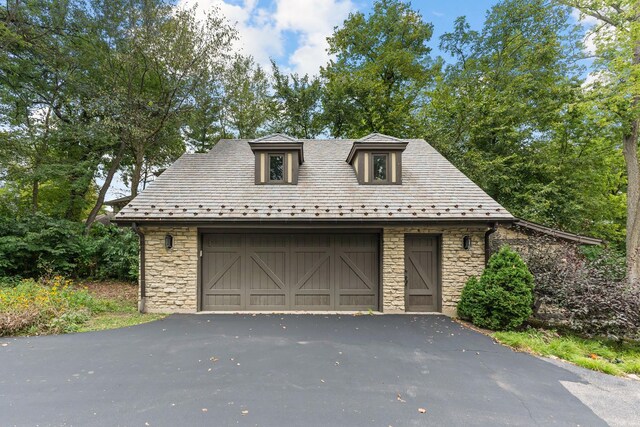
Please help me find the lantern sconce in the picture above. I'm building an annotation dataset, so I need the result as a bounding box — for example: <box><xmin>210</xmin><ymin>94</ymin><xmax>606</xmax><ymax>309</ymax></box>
<box><xmin>165</xmin><ymin>234</ymin><xmax>174</xmax><ymax>250</ymax></box>
<box><xmin>463</xmin><ymin>235</ymin><xmax>471</xmax><ymax>250</ymax></box>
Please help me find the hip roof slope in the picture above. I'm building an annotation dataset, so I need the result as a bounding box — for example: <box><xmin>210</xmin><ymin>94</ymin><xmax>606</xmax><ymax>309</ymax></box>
<box><xmin>116</xmin><ymin>138</ymin><xmax>513</xmax><ymax>221</ymax></box>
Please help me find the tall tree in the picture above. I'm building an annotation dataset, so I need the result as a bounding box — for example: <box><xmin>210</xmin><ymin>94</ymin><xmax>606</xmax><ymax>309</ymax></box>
<box><xmin>425</xmin><ymin>0</ymin><xmax>626</xmax><ymax>245</ymax></box>
<box><xmin>0</xmin><ymin>0</ymin><xmax>109</xmax><ymax>220</ymax></box>
<box><xmin>320</xmin><ymin>0</ymin><xmax>435</xmax><ymax>137</ymax></box>
<box><xmin>222</xmin><ymin>54</ymin><xmax>272</xmax><ymax>139</ymax></box>
<box><xmin>564</xmin><ymin>1</ymin><xmax>640</xmax><ymax>282</ymax></box>
<box><xmin>270</xmin><ymin>62</ymin><xmax>324</xmax><ymax>138</ymax></box>
<box><xmin>83</xmin><ymin>0</ymin><xmax>236</xmax><ymax>226</ymax></box>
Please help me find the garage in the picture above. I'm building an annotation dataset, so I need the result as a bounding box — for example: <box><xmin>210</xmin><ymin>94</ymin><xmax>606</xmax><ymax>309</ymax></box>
<box><xmin>200</xmin><ymin>233</ymin><xmax>380</xmax><ymax>311</ymax></box>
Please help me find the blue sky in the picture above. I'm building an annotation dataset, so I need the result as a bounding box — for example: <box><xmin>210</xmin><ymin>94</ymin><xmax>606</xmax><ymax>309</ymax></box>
<box><xmin>180</xmin><ymin>0</ymin><xmax>503</xmax><ymax>76</ymax></box>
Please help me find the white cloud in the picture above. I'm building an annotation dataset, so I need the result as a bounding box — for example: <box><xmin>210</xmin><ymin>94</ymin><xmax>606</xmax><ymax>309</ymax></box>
<box><xmin>179</xmin><ymin>0</ymin><xmax>355</xmax><ymax>76</ymax></box>
<box><xmin>570</xmin><ymin>8</ymin><xmax>600</xmax><ymax>26</ymax></box>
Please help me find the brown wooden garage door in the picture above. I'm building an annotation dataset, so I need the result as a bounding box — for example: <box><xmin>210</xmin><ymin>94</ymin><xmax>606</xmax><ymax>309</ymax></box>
<box><xmin>201</xmin><ymin>233</ymin><xmax>379</xmax><ymax>311</ymax></box>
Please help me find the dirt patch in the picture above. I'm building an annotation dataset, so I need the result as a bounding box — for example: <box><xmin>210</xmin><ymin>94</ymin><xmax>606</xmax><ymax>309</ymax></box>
<box><xmin>77</xmin><ymin>280</ymin><xmax>137</xmax><ymax>302</ymax></box>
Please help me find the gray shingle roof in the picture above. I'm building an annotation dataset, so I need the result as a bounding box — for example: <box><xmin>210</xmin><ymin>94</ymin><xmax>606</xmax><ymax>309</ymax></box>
<box><xmin>115</xmin><ymin>137</ymin><xmax>513</xmax><ymax>223</ymax></box>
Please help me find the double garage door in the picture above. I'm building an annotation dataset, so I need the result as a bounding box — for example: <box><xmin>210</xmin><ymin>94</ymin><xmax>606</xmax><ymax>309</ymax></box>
<box><xmin>200</xmin><ymin>233</ymin><xmax>379</xmax><ymax>311</ymax></box>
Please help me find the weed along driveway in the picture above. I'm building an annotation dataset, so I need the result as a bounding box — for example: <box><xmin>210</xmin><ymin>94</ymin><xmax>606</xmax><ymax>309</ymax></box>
<box><xmin>0</xmin><ymin>315</ymin><xmax>636</xmax><ymax>426</ymax></box>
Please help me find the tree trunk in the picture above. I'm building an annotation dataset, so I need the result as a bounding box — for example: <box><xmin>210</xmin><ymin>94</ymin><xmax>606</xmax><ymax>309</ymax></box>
<box><xmin>130</xmin><ymin>153</ymin><xmax>144</xmax><ymax>197</ymax></box>
<box><xmin>625</xmin><ymin>38</ymin><xmax>640</xmax><ymax>285</ymax></box>
<box><xmin>84</xmin><ymin>141</ymin><xmax>127</xmax><ymax>231</ymax></box>
<box><xmin>624</xmin><ymin>120</ymin><xmax>640</xmax><ymax>285</ymax></box>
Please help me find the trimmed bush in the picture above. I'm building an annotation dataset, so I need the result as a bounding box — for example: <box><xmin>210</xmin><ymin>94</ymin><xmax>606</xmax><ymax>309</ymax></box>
<box><xmin>458</xmin><ymin>246</ymin><xmax>534</xmax><ymax>330</ymax></box>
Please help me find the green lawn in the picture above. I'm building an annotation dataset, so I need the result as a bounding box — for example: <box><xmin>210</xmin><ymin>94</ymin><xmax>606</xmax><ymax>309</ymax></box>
<box><xmin>75</xmin><ymin>281</ymin><xmax>167</xmax><ymax>333</ymax></box>
<box><xmin>494</xmin><ymin>328</ymin><xmax>640</xmax><ymax>376</ymax></box>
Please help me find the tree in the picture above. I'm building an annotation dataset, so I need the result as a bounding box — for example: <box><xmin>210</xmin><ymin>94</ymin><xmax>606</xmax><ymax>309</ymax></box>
<box><xmin>320</xmin><ymin>0</ymin><xmax>435</xmax><ymax>137</ymax></box>
<box><xmin>270</xmin><ymin>62</ymin><xmax>324</xmax><ymax>138</ymax></box>
<box><xmin>222</xmin><ymin>54</ymin><xmax>272</xmax><ymax>139</ymax></box>
<box><xmin>563</xmin><ymin>1</ymin><xmax>640</xmax><ymax>283</ymax></box>
<box><xmin>426</xmin><ymin>0</ymin><xmax>626</xmax><ymax>247</ymax></box>
<box><xmin>0</xmin><ymin>0</ymin><xmax>111</xmax><ymax>221</ymax></box>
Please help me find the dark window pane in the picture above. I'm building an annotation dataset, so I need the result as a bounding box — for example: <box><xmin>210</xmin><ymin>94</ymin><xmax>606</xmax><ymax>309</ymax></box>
<box><xmin>373</xmin><ymin>155</ymin><xmax>387</xmax><ymax>181</ymax></box>
<box><xmin>270</xmin><ymin>155</ymin><xmax>284</xmax><ymax>181</ymax></box>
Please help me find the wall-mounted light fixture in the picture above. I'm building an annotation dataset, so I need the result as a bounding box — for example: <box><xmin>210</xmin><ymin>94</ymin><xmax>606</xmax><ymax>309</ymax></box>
<box><xmin>463</xmin><ymin>235</ymin><xmax>471</xmax><ymax>250</ymax></box>
<box><xmin>165</xmin><ymin>234</ymin><xmax>174</xmax><ymax>250</ymax></box>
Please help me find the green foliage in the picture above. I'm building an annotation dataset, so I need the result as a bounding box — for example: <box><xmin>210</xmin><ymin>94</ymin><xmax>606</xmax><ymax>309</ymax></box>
<box><xmin>0</xmin><ymin>214</ymin><xmax>138</xmax><ymax>281</ymax></box>
<box><xmin>494</xmin><ymin>328</ymin><xmax>640</xmax><ymax>376</ymax></box>
<box><xmin>223</xmin><ymin>54</ymin><xmax>272</xmax><ymax>139</ymax></box>
<box><xmin>271</xmin><ymin>61</ymin><xmax>324</xmax><ymax>138</ymax></box>
<box><xmin>426</xmin><ymin>0</ymin><xmax>627</xmax><ymax>248</ymax></box>
<box><xmin>458</xmin><ymin>246</ymin><xmax>534</xmax><ymax>330</ymax></box>
<box><xmin>321</xmin><ymin>0</ymin><xmax>435</xmax><ymax>137</ymax></box>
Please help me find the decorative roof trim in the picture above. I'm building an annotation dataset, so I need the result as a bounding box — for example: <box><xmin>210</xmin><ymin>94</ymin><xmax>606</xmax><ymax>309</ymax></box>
<box><xmin>248</xmin><ymin>133</ymin><xmax>304</xmax><ymax>163</ymax></box>
<box><xmin>249</xmin><ymin>133</ymin><xmax>301</xmax><ymax>143</ymax></box>
<box><xmin>357</xmin><ymin>133</ymin><xmax>405</xmax><ymax>143</ymax></box>
<box><xmin>346</xmin><ymin>141</ymin><xmax>408</xmax><ymax>164</ymax></box>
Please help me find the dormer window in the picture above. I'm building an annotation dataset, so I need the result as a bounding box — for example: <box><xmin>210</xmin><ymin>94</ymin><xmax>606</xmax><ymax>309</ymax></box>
<box><xmin>249</xmin><ymin>134</ymin><xmax>304</xmax><ymax>185</ymax></box>
<box><xmin>269</xmin><ymin>154</ymin><xmax>285</xmax><ymax>182</ymax></box>
<box><xmin>346</xmin><ymin>133</ymin><xmax>407</xmax><ymax>185</ymax></box>
<box><xmin>372</xmin><ymin>154</ymin><xmax>388</xmax><ymax>182</ymax></box>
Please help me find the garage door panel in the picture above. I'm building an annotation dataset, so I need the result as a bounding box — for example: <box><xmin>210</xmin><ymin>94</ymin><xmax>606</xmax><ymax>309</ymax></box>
<box><xmin>201</xmin><ymin>233</ymin><xmax>379</xmax><ymax>311</ymax></box>
<box><xmin>293</xmin><ymin>253</ymin><xmax>331</xmax><ymax>291</ymax></box>
<box><xmin>335</xmin><ymin>235</ymin><xmax>379</xmax><ymax>309</ymax></box>
<box><xmin>202</xmin><ymin>236</ymin><xmax>244</xmax><ymax>310</ymax></box>
<box><xmin>247</xmin><ymin>252</ymin><xmax>287</xmax><ymax>290</ymax></box>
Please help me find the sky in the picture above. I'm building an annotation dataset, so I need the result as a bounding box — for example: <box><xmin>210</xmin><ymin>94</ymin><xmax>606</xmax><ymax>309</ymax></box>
<box><xmin>177</xmin><ymin>0</ymin><xmax>502</xmax><ymax>77</ymax></box>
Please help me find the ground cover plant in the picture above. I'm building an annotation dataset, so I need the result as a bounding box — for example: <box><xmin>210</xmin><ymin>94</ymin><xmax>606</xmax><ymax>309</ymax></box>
<box><xmin>0</xmin><ymin>277</ymin><xmax>163</xmax><ymax>336</ymax></box>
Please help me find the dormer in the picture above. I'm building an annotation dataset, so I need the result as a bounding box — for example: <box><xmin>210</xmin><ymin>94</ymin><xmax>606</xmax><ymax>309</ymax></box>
<box><xmin>249</xmin><ymin>134</ymin><xmax>304</xmax><ymax>185</ymax></box>
<box><xmin>346</xmin><ymin>133</ymin><xmax>407</xmax><ymax>184</ymax></box>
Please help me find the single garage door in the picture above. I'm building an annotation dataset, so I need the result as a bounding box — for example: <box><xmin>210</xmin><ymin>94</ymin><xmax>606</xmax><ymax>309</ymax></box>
<box><xmin>405</xmin><ymin>235</ymin><xmax>440</xmax><ymax>312</ymax></box>
<box><xmin>201</xmin><ymin>233</ymin><xmax>379</xmax><ymax>311</ymax></box>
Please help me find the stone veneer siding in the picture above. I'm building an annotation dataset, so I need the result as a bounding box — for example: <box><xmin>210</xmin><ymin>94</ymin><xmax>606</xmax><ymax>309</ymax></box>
<box><xmin>140</xmin><ymin>226</ymin><xmax>487</xmax><ymax>315</ymax></box>
<box><xmin>141</xmin><ymin>226</ymin><xmax>198</xmax><ymax>313</ymax></box>
<box><xmin>382</xmin><ymin>226</ymin><xmax>488</xmax><ymax>315</ymax></box>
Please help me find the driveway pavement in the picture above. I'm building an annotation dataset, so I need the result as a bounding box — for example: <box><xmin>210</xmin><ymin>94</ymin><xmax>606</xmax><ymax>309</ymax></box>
<box><xmin>0</xmin><ymin>314</ymin><xmax>637</xmax><ymax>426</ymax></box>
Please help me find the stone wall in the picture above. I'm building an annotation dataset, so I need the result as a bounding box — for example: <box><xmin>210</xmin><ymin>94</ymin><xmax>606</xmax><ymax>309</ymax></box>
<box><xmin>139</xmin><ymin>226</ymin><xmax>487</xmax><ymax>315</ymax></box>
<box><xmin>382</xmin><ymin>226</ymin><xmax>488</xmax><ymax>315</ymax></box>
<box><xmin>141</xmin><ymin>226</ymin><xmax>198</xmax><ymax>313</ymax></box>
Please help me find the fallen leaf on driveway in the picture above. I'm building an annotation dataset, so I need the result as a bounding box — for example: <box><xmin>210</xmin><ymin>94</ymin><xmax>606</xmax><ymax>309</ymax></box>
<box><xmin>210</xmin><ymin>357</ymin><xmax>219</xmax><ymax>362</ymax></box>
<box><xmin>418</xmin><ymin>408</ymin><xmax>426</xmax><ymax>414</ymax></box>
<box><xmin>396</xmin><ymin>394</ymin><xmax>406</xmax><ymax>403</ymax></box>
<box><xmin>202</xmin><ymin>408</ymin><xmax>208</xmax><ymax>412</ymax></box>
<box><xmin>1</xmin><ymin>343</ymin><xmax>8</xmax><ymax>347</ymax></box>
<box><xmin>241</xmin><ymin>410</ymin><xmax>249</xmax><ymax>415</ymax></box>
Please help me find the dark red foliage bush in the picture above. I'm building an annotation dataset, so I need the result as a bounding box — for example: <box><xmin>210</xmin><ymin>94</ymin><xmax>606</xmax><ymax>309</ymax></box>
<box><xmin>494</xmin><ymin>237</ymin><xmax>640</xmax><ymax>340</ymax></box>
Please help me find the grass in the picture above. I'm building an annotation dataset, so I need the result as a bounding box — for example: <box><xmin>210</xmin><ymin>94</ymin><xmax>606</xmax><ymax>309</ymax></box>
<box><xmin>494</xmin><ymin>328</ymin><xmax>640</xmax><ymax>376</ymax></box>
<box><xmin>0</xmin><ymin>277</ymin><xmax>165</xmax><ymax>336</ymax></box>
<box><xmin>76</xmin><ymin>285</ymin><xmax>165</xmax><ymax>332</ymax></box>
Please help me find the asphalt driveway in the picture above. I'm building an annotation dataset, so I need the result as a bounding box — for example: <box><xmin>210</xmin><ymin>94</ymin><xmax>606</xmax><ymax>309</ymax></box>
<box><xmin>0</xmin><ymin>314</ymin><xmax>637</xmax><ymax>426</ymax></box>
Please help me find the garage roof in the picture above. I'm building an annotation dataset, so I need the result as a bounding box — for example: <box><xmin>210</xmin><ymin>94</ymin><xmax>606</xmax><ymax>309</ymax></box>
<box><xmin>115</xmin><ymin>137</ymin><xmax>514</xmax><ymax>223</ymax></box>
